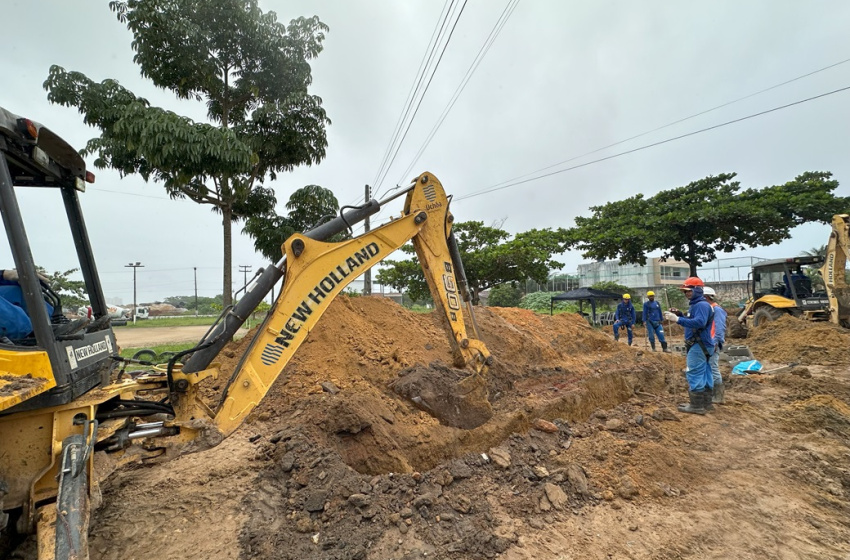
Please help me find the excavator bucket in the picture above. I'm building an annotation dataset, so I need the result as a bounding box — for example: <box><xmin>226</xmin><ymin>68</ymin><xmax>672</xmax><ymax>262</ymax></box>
<box><xmin>834</xmin><ymin>286</ymin><xmax>850</xmax><ymax>326</ymax></box>
<box><xmin>0</xmin><ymin>349</ymin><xmax>55</xmax><ymax>412</ymax></box>
<box><xmin>390</xmin><ymin>363</ymin><xmax>492</xmax><ymax>429</ymax></box>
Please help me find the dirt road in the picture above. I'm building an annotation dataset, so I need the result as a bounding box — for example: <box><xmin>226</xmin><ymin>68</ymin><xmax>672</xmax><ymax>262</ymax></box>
<box><xmin>114</xmin><ymin>325</ymin><xmax>248</xmax><ymax>348</ymax></box>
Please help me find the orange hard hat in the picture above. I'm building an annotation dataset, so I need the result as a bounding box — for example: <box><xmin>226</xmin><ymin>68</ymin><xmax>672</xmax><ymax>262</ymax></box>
<box><xmin>680</xmin><ymin>276</ymin><xmax>704</xmax><ymax>290</ymax></box>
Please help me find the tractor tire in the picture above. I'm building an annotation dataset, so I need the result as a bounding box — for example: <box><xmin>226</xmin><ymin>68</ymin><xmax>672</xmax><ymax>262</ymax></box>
<box><xmin>132</xmin><ymin>349</ymin><xmax>158</xmax><ymax>362</ymax></box>
<box><xmin>752</xmin><ymin>306</ymin><xmax>786</xmax><ymax>328</ymax></box>
<box><xmin>726</xmin><ymin>314</ymin><xmax>748</xmax><ymax>339</ymax></box>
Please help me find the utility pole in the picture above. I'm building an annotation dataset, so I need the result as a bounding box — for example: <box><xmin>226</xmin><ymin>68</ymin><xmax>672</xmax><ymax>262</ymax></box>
<box><xmin>238</xmin><ymin>265</ymin><xmax>252</xmax><ymax>300</ymax></box>
<box><xmin>363</xmin><ymin>184</ymin><xmax>372</xmax><ymax>296</ymax></box>
<box><xmin>125</xmin><ymin>262</ymin><xmax>143</xmax><ymax>324</ymax></box>
<box><xmin>193</xmin><ymin>267</ymin><xmax>198</xmax><ymax>316</ymax></box>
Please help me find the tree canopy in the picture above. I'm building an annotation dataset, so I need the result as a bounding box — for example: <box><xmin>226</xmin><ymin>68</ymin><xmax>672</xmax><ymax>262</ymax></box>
<box><xmin>568</xmin><ymin>171</ymin><xmax>849</xmax><ymax>276</ymax></box>
<box><xmin>375</xmin><ymin>221</ymin><xmax>571</xmax><ymax>305</ymax></box>
<box><xmin>39</xmin><ymin>268</ymin><xmax>88</xmax><ymax>311</ymax></box>
<box><xmin>244</xmin><ymin>184</ymin><xmax>342</xmax><ymax>261</ymax></box>
<box><xmin>44</xmin><ymin>0</ymin><xmax>330</xmax><ymax>306</ymax></box>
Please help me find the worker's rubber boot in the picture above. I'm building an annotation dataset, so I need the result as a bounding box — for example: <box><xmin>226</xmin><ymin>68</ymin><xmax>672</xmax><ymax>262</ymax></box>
<box><xmin>677</xmin><ymin>391</ymin><xmax>706</xmax><ymax>415</ymax></box>
<box><xmin>661</xmin><ymin>341</ymin><xmax>671</xmax><ymax>353</ymax></box>
<box><xmin>650</xmin><ymin>340</ymin><xmax>656</xmax><ymax>351</ymax></box>
<box><xmin>702</xmin><ymin>389</ymin><xmax>715</xmax><ymax>412</ymax></box>
<box><xmin>712</xmin><ymin>383</ymin><xmax>725</xmax><ymax>405</ymax></box>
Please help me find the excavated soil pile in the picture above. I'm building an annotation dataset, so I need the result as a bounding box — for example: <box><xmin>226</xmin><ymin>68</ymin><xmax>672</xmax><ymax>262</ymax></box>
<box><xmin>212</xmin><ymin>297</ymin><xmax>683</xmax><ymax>475</ymax></box>
<box><xmin>198</xmin><ymin>297</ymin><xmax>683</xmax><ymax>559</ymax></box>
<box><xmin>747</xmin><ymin>315</ymin><xmax>850</xmax><ymax>366</ymax></box>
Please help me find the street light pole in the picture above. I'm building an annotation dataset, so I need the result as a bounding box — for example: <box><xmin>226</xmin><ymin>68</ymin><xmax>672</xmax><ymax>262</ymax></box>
<box><xmin>125</xmin><ymin>262</ymin><xmax>144</xmax><ymax>324</ymax></box>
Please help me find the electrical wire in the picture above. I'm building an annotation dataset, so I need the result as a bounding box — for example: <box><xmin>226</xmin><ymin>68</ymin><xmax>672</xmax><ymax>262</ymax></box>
<box><xmin>369</xmin><ymin>0</ymin><xmax>454</xmax><ymax>194</ymax></box>
<box><xmin>474</xmin><ymin>56</ymin><xmax>850</xmax><ymax>194</ymax></box>
<box><xmin>455</xmin><ymin>84</ymin><xmax>850</xmax><ymax>202</ymax></box>
<box><xmin>395</xmin><ymin>0</ymin><xmax>522</xmax><ymax>186</ymax></box>
<box><xmin>373</xmin><ymin>0</ymin><xmax>470</xmax><ymax>197</ymax></box>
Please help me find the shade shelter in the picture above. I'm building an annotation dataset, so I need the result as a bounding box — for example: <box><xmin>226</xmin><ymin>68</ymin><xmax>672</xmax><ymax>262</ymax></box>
<box><xmin>550</xmin><ymin>287</ymin><xmax>624</xmax><ymax>324</ymax></box>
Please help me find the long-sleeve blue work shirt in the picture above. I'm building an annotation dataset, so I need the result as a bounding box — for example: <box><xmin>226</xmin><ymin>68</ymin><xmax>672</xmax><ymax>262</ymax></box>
<box><xmin>676</xmin><ymin>288</ymin><xmax>714</xmax><ymax>348</ymax></box>
<box><xmin>615</xmin><ymin>302</ymin><xmax>636</xmax><ymax>325</ymax></box>
<box><xmin>643</xmin><ymin>300</ymin><xmax>664</xmax><ymax>324</ymax></box>
<box><xmin>710</xmin><ymin>303</ymin><xmax>727</xmax><ymax>347</ymax></box>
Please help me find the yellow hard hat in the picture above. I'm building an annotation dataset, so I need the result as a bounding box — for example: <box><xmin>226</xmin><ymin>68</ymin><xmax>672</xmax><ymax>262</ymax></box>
<box><xmin>647</xmin><ymin>291</ymin><xmax>655</xmax><ymax>296</ymax></box>
<box><xmin>622</xmin><ymin>293</ymin><xmax>631</xmax><ymax>299</ymax></box>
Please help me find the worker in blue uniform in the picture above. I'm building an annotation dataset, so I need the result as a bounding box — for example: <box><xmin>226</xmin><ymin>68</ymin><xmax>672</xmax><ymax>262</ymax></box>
<box><xmin>613</xmin><ymin>294</ymin><xmax>636</xmax><ymax>346</ymax></box>
<box><xmin>703</xmin><ymin>287</ymin><xmax>727</xmax><ymax>405</ymax></box>
<box><xmin>642</xmin><ymin>291</ymin><xmax>669</xmax><ymax>352</ymax></box>
<box><xmin>664</xmin><ymin>277</ymin><xmax>715</xmax><ymax>415</ymax></box>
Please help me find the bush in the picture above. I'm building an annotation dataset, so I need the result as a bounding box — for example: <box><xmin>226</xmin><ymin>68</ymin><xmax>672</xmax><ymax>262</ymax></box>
<box><xmin>519</xmin><ymin>291</ymin><xmax>578</xmax><ymax>313</ymax></box>
<box><xmin>488</xmin><ymin>284</ymin><xmax>522</xmax><ymax>307</ymax></box>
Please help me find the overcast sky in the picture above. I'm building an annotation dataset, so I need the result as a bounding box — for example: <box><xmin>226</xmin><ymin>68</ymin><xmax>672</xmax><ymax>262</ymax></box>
<box><xmin>2</xmin><ymin>0</ymin><xmax>849</xmax><ymax>304</ymax></box>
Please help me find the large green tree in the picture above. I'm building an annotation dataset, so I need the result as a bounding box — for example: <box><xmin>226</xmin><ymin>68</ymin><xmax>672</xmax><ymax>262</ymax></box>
<box><xmin>568</xmin><ymin>172</ymin><xmax>849</xmax><ymax>276</ymax></box>
<box><xmin>375</xmin><ymin>221</ymin><xmax>571</xmax><ymax>305</ymax></box>
<box><xmin>44</xmin><ymin>0</ymin><xmax>330</xmax><ymax>306</ymax></box>
<box><xmin>244</xmin><ymin>184</ymin><xmax>342</xmax><ymax>261</ymax></box>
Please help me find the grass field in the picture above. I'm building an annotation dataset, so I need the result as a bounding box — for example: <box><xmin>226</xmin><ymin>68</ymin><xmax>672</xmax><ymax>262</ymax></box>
<box><xmin>116</xmin><ymin>316</ymin><xmax>220</xmax><ymax>328</ymax></box>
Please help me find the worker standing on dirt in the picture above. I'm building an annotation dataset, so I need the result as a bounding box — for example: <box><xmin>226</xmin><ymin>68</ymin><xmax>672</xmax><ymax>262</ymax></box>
<box><xmin>664</xmin><ymin>277</ymin><xmax>715</xmax><ymax>415</ymax></box>
<box><xmin>703</xmin><ymin>287</ymin><xmax>727</xmax><ymax>405</ymax></box>
<box><xmin>613</xmin><ymin>294</ymin><xmax>636</xmax><ymax>345</ymax></box>
<box><xmin>642</xmin><ymin>291</ymin><xmax>669</xmax><ymax>352</ymax></box>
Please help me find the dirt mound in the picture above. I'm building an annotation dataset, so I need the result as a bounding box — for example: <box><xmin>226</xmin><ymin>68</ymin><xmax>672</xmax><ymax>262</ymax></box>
<box><xmin>747</xmin><ymin>315</ymin><xmax>850</xmax><ymax>365</ymax></box>
<box><xmin>212</xmin><ymin>298</ymin><xmax>681</xmax><ymax>475</ymax></box>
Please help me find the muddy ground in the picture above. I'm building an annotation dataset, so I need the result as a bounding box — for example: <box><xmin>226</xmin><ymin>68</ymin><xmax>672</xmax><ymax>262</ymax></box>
<box><xmin>82</xmin><ymin>300</ymin><xmax>850</xmax><ymax>560</ymax></box>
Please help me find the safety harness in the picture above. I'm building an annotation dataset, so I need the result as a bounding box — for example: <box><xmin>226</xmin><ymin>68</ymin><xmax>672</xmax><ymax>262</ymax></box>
<box><xmin>685</xmin><ymin>306</ymin><xmax>715</xmax><ymax>361</ymax></box>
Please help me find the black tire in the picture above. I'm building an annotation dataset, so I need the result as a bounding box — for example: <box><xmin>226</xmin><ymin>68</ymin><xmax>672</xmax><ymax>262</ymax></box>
<box><xmin>752</xmin><ymin>306</ymin><xmax>786</xmax><ymax>327</ymax></box>
<box><xmin>158</xmin><ymin>351</ymin><xmax>178</xmax><ymax>362</ymax></box>
<box><xmin>726</xmin><ymin>313</ymin><xmax>748</xmax><ymax>338</ymax></box>
<box><xmin>132</xmin><ymin>349</ymin><xmax>158</xmax><ymax>362</ymax></box>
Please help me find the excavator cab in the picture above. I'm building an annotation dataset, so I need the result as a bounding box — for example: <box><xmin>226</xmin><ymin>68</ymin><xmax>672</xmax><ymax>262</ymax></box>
<box><xmin>0</xmin><ymin>105</ymin><xmax>114</xmax><ymax>413</ymax></box>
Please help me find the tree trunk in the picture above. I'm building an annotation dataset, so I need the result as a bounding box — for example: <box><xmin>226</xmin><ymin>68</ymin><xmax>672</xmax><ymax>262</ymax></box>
<box><xmin>223</xmin><ymin>205</ymin><xmax>233</xmax><ymax>308</ymax></box>
<box><xmin>687</xmin><ymin>241</ymin><xmax>698</xmax><ymax>277</ymax></box>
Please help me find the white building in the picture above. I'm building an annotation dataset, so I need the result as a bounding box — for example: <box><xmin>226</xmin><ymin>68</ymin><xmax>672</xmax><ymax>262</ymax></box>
<box><xmin>578</xmin><ymin>258</ymin><xmax>690</xmax><ymax>290</ymax></box>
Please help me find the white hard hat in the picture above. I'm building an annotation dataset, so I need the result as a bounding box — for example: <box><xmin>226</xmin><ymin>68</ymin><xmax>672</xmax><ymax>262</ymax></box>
<box><xmin>703</xmin><ymin>286</ymin><xmax>716</xmax><ymax>297</ymax></box>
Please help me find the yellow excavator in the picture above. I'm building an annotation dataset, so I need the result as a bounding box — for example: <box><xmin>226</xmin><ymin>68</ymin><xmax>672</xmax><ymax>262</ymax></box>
<box><xmin>737</xmin><ymin>214</ymin><xmax>850</xmax><ymax>329</ymax></box>
<box><xmin>0</xmin><ymin>106</ymin><xmax>491</xmax><ymax>559</ymax></box>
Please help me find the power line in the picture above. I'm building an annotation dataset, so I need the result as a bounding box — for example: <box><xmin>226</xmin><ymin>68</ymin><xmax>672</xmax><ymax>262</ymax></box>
<box><xmin>396</xmin><ymin>0</ymin><xmax>522</xmax><ymax>186</ymax></box>
<box><xmin>455</xmin><ymin>84</ymin><xmax>850</xmax><ymax>202</ymax></box>
<box><xmin>369</xmin><ymin>0</ymin><xmax>454</xmax><ymax>195</ymax></box>
<box><xmin>88</xmin><ymin>187</ymin><xmax>170</xmax><ymax>200</ymax></box>
<box><xmin>475</xmin><ymin>56</ymin><xmax>850</xmax><ymax>194</ymax></box>
<box><xmin>374</xmin><ymin>0</ymin><xmax>469</xmax><ymax>197</ymax></box>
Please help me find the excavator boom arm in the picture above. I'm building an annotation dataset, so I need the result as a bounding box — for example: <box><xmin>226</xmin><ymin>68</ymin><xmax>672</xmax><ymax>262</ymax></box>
<box><xmin>211</xmin><ymin>172</ymin><xmax>490</xmax><ymax>436</ymax></box>
<box><xmin>820</xmin><ymin>213</ymin><xmax>850</xmax><ymax>326</ymax></box>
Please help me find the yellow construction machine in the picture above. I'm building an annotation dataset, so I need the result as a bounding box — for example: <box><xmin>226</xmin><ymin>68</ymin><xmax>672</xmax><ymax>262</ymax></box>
<box><xmin>737</xmin><ymin>214</ymin><xmax>850</xmax><ymax>329</ymax></box>
<box><xmin>0</xmin><ymin>105</ymin><xmax>491</xmax><ymax>559</ymax></box>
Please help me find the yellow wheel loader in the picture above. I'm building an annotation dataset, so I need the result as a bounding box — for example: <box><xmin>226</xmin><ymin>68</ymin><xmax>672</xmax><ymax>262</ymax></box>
<box><xmin>0</xmin><ymin>105</ymin><xmax>491</xmax><ymax>559</ymax></box>
<box><xmin>737</xmin><ymin>215</ymin><xmax>850</xmax><ymax>329</ymax></box>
